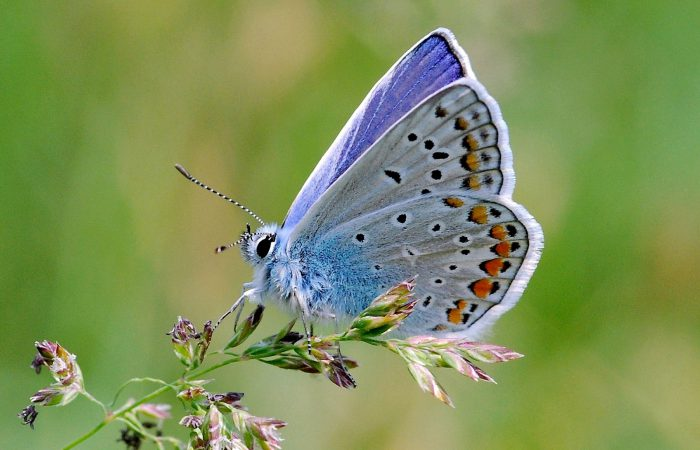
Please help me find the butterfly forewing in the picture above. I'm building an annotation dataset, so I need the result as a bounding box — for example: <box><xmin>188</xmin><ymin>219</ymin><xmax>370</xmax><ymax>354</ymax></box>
<box><xmin>360</xmin><ymin>82</ymin><xmax>512</xmax><ymax>213</ymax></box>
<box><xmin>291</xmin><ymin>81</ymin><xmax>513</xmax><ymax>236</ymax></box>
<box><xmin>283</xmin><ymin>29</ymin><xmax>470</xmax><ymax>230</ymax></box>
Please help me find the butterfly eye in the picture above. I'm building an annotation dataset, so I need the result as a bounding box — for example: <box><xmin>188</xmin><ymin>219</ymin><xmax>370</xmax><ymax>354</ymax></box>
<box><xmin>255</xmin><ymin>234</ymin><xmax>276</xmax><ymax>258</ymax></box>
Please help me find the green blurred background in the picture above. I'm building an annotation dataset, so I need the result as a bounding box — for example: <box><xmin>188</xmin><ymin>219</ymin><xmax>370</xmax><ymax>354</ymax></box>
<box><xmin>2</xmin><ymin>1</ymin><xmax>699</xmax><ymax>448</ymax></box>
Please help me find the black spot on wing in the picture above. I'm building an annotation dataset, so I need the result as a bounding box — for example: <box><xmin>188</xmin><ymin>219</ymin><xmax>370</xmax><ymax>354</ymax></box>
<box><xmin>384</xmin><ymin>170</ymin><xmax>401</xmax><ymax>184</ymax></box>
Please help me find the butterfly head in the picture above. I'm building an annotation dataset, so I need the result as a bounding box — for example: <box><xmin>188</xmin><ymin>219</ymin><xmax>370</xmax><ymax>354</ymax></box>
<box><xmin>240</xmin><ymin>223</ymin><xmax>280</xmax><ymax>265</ymax></box>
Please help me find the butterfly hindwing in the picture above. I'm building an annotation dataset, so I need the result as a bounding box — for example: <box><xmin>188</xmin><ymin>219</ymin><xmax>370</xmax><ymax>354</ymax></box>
<box><xmin>325</xmin><ymin>192</ymin><xmax>537</xmax><ymax>337</ymax></box>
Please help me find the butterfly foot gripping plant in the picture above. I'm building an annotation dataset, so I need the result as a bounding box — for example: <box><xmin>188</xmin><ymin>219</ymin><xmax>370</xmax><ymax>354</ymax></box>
<box><xmin>19</xmin><ymin>279</ymin><xmax>522</xmax><ymax>448</ymax></box>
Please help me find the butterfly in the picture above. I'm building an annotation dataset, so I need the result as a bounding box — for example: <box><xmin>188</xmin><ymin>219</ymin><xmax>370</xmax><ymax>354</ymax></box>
<box><xmin>179</xmin><ymin>28</ymin><xmax>543</xmax><ymax>339</ymax></box>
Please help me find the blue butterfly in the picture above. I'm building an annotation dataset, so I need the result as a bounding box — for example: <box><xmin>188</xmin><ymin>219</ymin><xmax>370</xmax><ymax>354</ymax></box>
<box><xmin>180</xmin><ymin>28</ymin><xmax>543</xmax><ymax>339</ymax></box>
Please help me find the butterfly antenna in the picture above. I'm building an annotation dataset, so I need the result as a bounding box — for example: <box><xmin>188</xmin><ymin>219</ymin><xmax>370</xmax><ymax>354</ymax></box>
<box><xmin>214</xmin><ymin>233</ymin><xmax>248</xmax><ymax>254</ymax></box>
<box><xmin>175</xmin><ymin>164</ymin><xmax>265</xmax><ymax>225</ymax></box>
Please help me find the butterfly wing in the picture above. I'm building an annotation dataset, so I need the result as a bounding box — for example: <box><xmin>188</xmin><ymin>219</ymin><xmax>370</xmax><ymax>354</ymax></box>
<box><xmin>283</xmin><ymin>28</ymin><xmax>471</xmax><ymax>230</ymax></box>
<box><xmin>327</xmin><ymin>191</ymin><xmax>540</xmax><ymax>338</ymax></box>
<box><xmin>290</xmin><ymin>82</ymin><xmax>519</xmax><ymax>235</ymax></box>
<box><xmin>286</xmin><ymin>76</ymin><xmax>543</xmax><ymax>338</ymax></box>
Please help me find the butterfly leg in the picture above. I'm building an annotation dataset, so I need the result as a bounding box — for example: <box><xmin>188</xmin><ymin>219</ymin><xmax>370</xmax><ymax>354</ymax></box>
<box><xmin>292</xmin><ymin>286</ymin><xmax>313</xmax><ymax>354</ymax></box>
<box><xmin>334</xmin><ymin>318</ymin><xmax>357</xmax><ymax>388</ymax></box>
<box><xmin>231</xmin><ymin>297</ymin><xmax>248</xmax><ymax>332</ymax></box>
<box><xmin>214</xmin><ymin>286</ymin><xmax>255</xmax><ymax>331</ymax></box>
<box><xmin>299</xmin><ymin>311</ymin><xmax>313</xmax><ymax>355</ymax></box>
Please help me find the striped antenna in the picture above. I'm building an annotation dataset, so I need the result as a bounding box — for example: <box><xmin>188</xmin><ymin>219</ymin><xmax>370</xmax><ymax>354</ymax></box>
<box><xmin>214</xmin><ymin>227</ymin><xmax>252</xmax><ymax>254</ymax></box>
<box><xmin>175</xmin><ymin>164</ymin><xmax>265</xmax><ymax>226</ymax></box>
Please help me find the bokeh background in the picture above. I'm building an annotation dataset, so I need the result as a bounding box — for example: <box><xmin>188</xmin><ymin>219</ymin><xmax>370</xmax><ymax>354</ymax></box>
<box><xmin>3</xmin><ymin>1</ymin><xmax>699</xmax><ymax>448</ymax></box>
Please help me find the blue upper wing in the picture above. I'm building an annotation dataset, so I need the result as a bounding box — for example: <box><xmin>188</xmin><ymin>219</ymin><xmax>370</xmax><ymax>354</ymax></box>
<box><xmin>283</xmin><ymin>28</ymin><xmax>472</xmax><ymax>229</ymax></box>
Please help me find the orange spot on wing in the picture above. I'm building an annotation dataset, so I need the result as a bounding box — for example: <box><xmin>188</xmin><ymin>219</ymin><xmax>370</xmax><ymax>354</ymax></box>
<box><xmin>468</xmin><ymin>205</ymin><xmax>488</xmax><ymax>224</ymax></box>
<box><xmin>482</xmin><ymin>259</ymin><xmax>504</xmax><ymax>276</ymax></box>
<box><xmin>447</xmin><ymin>299</ymin><xmax>468</xmax><ymax>324</ymax></box>
<box><xmin>493</xmin><ymin>241</ymin><xmax>511</xmax><ymax>257</ymax></box>
<box><xmin>447</xmin><ymin>308</ymin><xmax>462</xmax><ymax>324</ymax></box>
<box><xmin>444</xmin><ymin>197</ymin><xmax>464</xmax><ymax>208</ymax></box>
<box><xmin>462</xmin><ymin>134</ymin><xmax>479</xmax><ymax>151</ymax></box>
<box><xmin>466</xmin><ymin>152</ymin><xmax>479</xmax><ymax>171</ymax></box>
<box><xmin>455</xmin><ymin>117</ymin><xmax>469</xmax><ymax>130</ymax></box>
<box><xmin>466</xmin><ymin>176</ymin><xmax>480</xmax><ymax>190</ymax></box>
<box><xmin>490</xmin><ymin>225</ymin><xmax>507</xmax><ymax>240</ymax></box>
<box><xmin>470</xmin><ymin>279</ymin><xmax>493</xmax><ymax>299</ymax></box>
